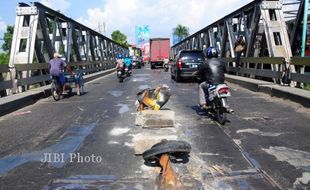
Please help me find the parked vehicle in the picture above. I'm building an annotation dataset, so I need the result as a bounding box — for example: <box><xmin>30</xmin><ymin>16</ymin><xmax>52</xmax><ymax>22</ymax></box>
<box><xmin>171</xmin><ymin>50</ymin><xmax>205</xmax><ymax>82</ymax></box>
<box><xmin>149</xmin><ymin>38</ymin><xmax>170</xmax><ymax>69</ymax></box>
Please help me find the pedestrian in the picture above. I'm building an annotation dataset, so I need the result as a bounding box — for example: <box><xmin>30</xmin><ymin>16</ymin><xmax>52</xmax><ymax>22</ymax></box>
<box><xmin>49</xmin><ymin>52</ymin><xmax>74</xmax><ymax>95</ymax></box>
<box><xmin>234</xmin><ymin>36</ymin><xmax>246</xmax><ymax>68</ymax></box>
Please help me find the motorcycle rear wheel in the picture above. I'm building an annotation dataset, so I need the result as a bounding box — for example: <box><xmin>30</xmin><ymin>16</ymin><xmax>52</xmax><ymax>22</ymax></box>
<box><xmin>215</xmin><ymin>99</ymin><xmax>226</xmax><ymax>125</ymax></box>
<box><xmin>215</xmin><ymin>106</ymin><xmax>226</xmax><ymax>125</ymax></box>
<box><xmin>51</xmin><ymin>79</ymin><xmax>61</xmax><ymax>101</ymax></box>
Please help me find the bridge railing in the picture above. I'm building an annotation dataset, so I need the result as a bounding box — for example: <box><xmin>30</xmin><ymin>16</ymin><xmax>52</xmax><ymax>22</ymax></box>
<box><xmin>0</xmin><ymin>60</ymin><xmax>116</xmax><ymax>97</ymax></box>
<box><xmin>221</xmin><ymin>57</ymin><xmax>310</xmax><ymax>84</ymax></box>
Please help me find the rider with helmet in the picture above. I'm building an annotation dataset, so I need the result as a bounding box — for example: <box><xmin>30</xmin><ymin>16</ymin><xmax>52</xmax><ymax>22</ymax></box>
<box><xmin>194</xmin><ymin>46</ymin><xmax>226</xmax><ymax>109</ymax></box>
<box><xmin>124</xmin><ymin>55</ymin><xmax>132</xmax><ymax>70</ymax></box>
<box><xmin>116</xmin><ymin>53</ymin><xmax>125</xmax><ymax>69</ymax></box>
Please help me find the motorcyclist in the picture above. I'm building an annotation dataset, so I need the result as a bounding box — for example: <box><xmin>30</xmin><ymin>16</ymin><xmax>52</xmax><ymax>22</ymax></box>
<box><xmin>49</xmin><ymin>52</ymin><xmax>74</xmax><ymax>95</ymax></box>
<box><xmin>193</xmin><ymin>47</ymin><xmax>226</xmax><ymax>109</ymax></box>
<box><xmin>163</xmin><ymin>57</ymin><xmax>169</xmax><ymax>71</ymax></box>
<box><xmin>124</xmin><ymin>55</ymin><xmax>132</xmax><ymax>75</ymax></box>
<box><xmin>124</xmin><ymin>55</ymin><xmax>132</xmax><ymax>71</ymax></box>
<box><xmin>116</xmin><ymin>53</ymin><xmax>125</xmax><ymax>69</ymax></box>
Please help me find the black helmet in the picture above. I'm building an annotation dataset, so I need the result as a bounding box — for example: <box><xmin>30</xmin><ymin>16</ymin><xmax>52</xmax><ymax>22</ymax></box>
<box><xmin>206</xmin><ymin>46</ymin><xmax>218</xmax><ymax>58</ymax></box>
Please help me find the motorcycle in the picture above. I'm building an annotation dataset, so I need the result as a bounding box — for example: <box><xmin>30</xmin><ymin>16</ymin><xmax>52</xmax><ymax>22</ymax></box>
<box><xmin>117</xmin><ymin>67</ymin><xmax>125</xmax><ymax>83</ymax></box>
<box><xmin>51</xmin><ymin>72</ymin><xmax>84</xmax><ymax>101</ymax></box>
<box><xmin>51</xmin><ymin>76</ymin><xmax>63</xmax><ymax>101</ymax></box>
<box><xmin>203</xmin><ymin>83</ymin><xmax>233</xmax><ymax>125</ymax></box>
<box><xmin>125</xmin><ymin>66</ymin><xmax>132</xmax><ymax>77</ymax></box>
<box><xmin>163</xmin><ymin>63</ymin><xmax>169</xmax><ymax>72</ymax></box>
<box><xmin>163</xmin><ymin>59</ymin><xmax>169</xmax><ymax>72</ymax></box>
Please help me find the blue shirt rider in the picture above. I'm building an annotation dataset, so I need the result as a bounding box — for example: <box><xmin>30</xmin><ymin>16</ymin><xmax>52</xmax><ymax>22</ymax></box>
<box><xmin>124</xmin><ymin>56</ymin><xmax>132</xmax><ymax>70</ymax></box>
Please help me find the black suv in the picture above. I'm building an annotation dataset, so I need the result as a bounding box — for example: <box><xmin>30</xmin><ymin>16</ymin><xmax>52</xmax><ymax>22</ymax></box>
<box><xmin>170</xmin><ymin>50</ymin><xmax>205</xmax><ymax>82</ymax></box>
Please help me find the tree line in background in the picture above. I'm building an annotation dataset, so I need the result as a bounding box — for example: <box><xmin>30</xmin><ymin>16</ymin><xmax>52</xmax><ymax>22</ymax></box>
<box><xmin>0</xmin><ymin>25</ymin><xmax>13</xmax><ymax>64</ymax></box>
<box><xmin>111</xmin><ymin>30</ymin><xmax>128</xmax><ymax>47</ymax></box>
<box><xmin>110</xmin><ymin>24</ymin><xmax>189</xmax><ymax>51</ymax></box>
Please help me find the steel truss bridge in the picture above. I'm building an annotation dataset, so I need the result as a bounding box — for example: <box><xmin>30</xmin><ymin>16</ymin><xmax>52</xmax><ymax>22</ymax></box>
<box><xmin>0</xmin><ymin>0</ymin><xmax>309</xmax><ymax>97</ymax></box>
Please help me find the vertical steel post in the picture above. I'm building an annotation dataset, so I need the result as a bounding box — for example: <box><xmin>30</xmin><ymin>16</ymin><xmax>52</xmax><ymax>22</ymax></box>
<box><xmin>301</xmin><ymin>0</ymin><xmax>309</xmax><ymax>57</ymax></box>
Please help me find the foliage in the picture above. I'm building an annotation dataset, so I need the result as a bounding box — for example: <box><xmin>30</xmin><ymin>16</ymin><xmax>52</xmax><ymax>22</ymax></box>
<box><xmin>304</xmin><ymin>83</ymin><xmax>310</xmax><ymax>91</ymax></box>
<box><xmin>58</xmin><ymin>44</ymin><xmax>65</xmax><ymax>54</ymax></box>
<box><xmin>2</xmin><ymin>25</ymin><xmax>14</xmax><ymax>53</ymax></box>
<box><xmin>173</xmin><ymin>24</ymin><xmax>189</xmax><ymax>42</ymax></box>
<box><xmin>111</xmin><ymin>30</ymin><xmax>128</xmax><ymax>47</ymax></box>
<box><xmin>0</xmin><ymin>53</ymin><xmax>9</xmax><ymax>64</ymax></box>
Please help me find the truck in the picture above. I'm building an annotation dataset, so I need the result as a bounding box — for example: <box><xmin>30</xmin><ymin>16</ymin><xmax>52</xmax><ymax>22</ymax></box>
<box><xmin>149</xmin><ymin>38</ymin><xmax>170</xmax><ymax>69</ymax></box>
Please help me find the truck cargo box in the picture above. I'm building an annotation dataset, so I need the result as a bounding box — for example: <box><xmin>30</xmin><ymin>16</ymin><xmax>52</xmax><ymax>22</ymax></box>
<box><xmin>149</xmin><ymin>38</ymin><xmax>170</xmax><ymax>69</ymax></box>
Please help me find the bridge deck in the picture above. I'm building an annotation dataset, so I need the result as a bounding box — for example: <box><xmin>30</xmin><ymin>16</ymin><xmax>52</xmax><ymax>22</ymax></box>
<box><xmin>0</xmin><ymin>67</ymin><xmax>309</xmax><ymax>189</ymax></box>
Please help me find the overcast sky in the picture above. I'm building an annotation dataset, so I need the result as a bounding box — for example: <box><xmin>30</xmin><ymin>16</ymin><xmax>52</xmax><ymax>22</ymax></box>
<box><xmin>0</xmin><ymin>0</ymin><xmax>299</xmax><ymax>45</ymax></box>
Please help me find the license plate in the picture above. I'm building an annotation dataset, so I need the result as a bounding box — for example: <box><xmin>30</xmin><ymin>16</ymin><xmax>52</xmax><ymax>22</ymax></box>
<box><xmin>191</xmin><ymin>64</ymin><xmax>198</xmax><ymax>68</ymax></box>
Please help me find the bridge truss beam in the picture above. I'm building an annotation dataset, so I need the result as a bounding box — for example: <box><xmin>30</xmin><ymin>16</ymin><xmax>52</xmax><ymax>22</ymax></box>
<box><xmin>171</xmin><ymin>0</ymin><xmax>294</xmax><ymax>75</ymax></box>
<box><xmin>9</xmin><ymin>2</ymin><xmax>128</xmax><ymax>67</ymax></box>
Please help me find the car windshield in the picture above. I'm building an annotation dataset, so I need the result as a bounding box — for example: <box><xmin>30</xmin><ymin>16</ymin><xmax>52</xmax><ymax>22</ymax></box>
<box><xmin>181</xmin><ymin>51</ymin><xmax>204</xmax><ymax>61</ymax></box>
<box><xmin>130</xmin><ymin>56</ymin><xmax>137</xmax><ymax>60</ymax></box>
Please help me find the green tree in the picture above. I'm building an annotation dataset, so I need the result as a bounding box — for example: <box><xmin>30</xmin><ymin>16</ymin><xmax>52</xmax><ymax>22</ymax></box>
<box><xmin>0</xmin><ymin>53</ymin><xmax>9</xmax><ymax>64</ymax></box>
<box><xmin>0</xmin><ymin>25</ymin><xmax>14</xmax><ymax>64</ymax></box>
<box><xmin>111</xmin><ymin>30</ymin><xmax>128</xmax><ymax>47</ymax></box>
<box><xmin>2</xmin><ymin>25</ymin><xmax>14</xmax><ymax>53</ymax></box>
<box><xmin>173</xmin><ymin>24</ymin><xmax>189</xmax><ymax>42</ymax></box>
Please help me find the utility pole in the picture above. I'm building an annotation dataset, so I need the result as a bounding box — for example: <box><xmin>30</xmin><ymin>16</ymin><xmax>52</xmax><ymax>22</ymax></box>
<box><xmin>97</xmin><ymin>22</ymin><xmax>106</xmax><ymax>35</ymax></box>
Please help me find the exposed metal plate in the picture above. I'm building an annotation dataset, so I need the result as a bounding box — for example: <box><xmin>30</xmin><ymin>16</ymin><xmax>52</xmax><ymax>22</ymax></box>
<box><xmin>43</xmin><ymin>175</ymin><xmax>155</xmax><ymax>190</ymax></box>
<box><xmin>135</xmin><ymin>110</ymin><xmax>175</xmax><ymax>128</ymax></box>
<box><xmin>43</xmin><ymin>175</ymin><xmax>204</xmax><ymax>190</ymax></box>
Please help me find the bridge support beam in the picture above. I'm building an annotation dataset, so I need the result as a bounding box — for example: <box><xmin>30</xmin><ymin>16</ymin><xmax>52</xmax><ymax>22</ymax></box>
<box><xmin>171</xmin><ymin>0</ymin><xmax>295</xmax><ymax>85</ymax></box>
<box><xmin>8</xmin><ymin>2</ymin><xmax>127</xmax><ymax>94</ymax></box>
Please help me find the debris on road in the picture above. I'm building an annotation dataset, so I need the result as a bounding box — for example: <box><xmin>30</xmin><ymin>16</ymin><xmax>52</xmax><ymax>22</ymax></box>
<box><xmin>136</xmin><ymin>84</ymin><xmax>171</xmax><ymax>111</ymax></box>
<box><xmin>135</xmin><ymin>110</ymin><xmax>175</xmax><ymax>128</ymax></box>
<box><xmin>142</xmin><ymin>139</ymin><xmax>200</xmax><ymax>190</ymax></box>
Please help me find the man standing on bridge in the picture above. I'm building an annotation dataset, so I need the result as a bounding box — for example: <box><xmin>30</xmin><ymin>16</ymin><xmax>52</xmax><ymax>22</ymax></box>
<box><xmin>234</xmin><ymin>35</ymin><xmax>246</xmax><ymax>68</ymax></box>
<box><xmin>49</xmin><ymin>52</ymin><xmax>73</xmax><ymax>95</ymax></box>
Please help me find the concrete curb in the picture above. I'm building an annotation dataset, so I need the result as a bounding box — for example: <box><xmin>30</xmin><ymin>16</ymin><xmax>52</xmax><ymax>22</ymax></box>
<box><xmin>0</xmin><ymin>68</ymin><xmax>115</xmax><ymax>116</ymax></box>
<box><xmin>225</xmin><ymin>74</ymin><xmax>310</xmax><ymax>108</ymax></box>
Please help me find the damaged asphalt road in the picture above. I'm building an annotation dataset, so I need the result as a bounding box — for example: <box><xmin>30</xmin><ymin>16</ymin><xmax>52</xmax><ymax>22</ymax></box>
<box><xmin>0</xmin><ymin>66</ymin><xmax>309</xmax><ymax>189</ymax></box>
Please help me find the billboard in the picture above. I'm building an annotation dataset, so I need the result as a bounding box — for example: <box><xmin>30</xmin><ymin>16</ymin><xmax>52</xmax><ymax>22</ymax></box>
<box><xmin>136</xmin><ymin>25</ymin><xmax>150</xmax><ymax>46</ymax></box>
<box><xmin>135</xmin><ymin>25</ymin><xmax>150</xmax><ymax>62</ymax></box>
<box><xmin>173</xmin><ymin>34</ymin><xmax>180</xmax><ymax>45</ymax></box>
